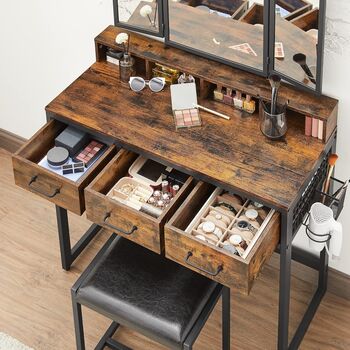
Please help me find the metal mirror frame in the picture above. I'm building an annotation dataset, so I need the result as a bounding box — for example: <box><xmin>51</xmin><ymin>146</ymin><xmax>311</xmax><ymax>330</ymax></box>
<box><xmin>268</xmin><ymin>0</ymin><xmax>327</xmax><ymax>95</ymax></box>
<box><xmin>113</xmin><ymin>0</ymin><xmax>165</xmax><ymax>37</ymax></box>
<box><xmin>163</xmin><ymin>0</ymin><xmax>270</xmax><ymax>77</ymax></box>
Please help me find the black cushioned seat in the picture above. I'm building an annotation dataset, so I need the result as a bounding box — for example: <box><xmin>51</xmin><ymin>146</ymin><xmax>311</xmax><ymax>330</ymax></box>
<box><xmin>72</xmin><ymin>235</ymin><xmax>230</xmax><ymax>350</ymax></box>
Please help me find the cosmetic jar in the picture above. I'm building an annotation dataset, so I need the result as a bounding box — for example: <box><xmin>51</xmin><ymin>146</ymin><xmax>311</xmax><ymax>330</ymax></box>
<box><xmin>260</xmin><ymin>100</ymin><xmax>287</xmax><ymax>139</ymax></box>
<box><xmin>47</xmin><ymin>147</ymin><xmax>69</xmax><ymax>169</ymax></box>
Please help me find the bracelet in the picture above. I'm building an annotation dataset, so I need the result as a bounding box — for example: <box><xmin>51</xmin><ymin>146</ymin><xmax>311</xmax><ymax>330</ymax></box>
<box><xmin>214</xmin><ymin>202</ymin><xmax>238</xmax><ymax>215</ymax></box>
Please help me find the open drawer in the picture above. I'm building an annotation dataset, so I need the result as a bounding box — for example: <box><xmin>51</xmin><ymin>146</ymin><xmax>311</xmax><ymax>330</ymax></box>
<box><xmin>12</xmin><ymin>119</ymin><xmax>116</xmax><ymax>215</ymax></box>
<box><xmin>84</xmin><ymin>149</ymin><xmax>195</xmax><ymax>254</ymax></box>
<box><xmin>165</xmin><ymin>181</ymin><xmax>280</xmax><ymax>294</ymax></box>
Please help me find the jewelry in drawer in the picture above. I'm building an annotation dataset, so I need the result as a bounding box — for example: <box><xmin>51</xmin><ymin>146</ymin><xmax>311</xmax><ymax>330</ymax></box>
<box><xmin>84</xmin><ymin>149</ymin><xmax>195</xmax><ymax>254</ymax></box>
<box><xmin>165</xmin><ymin>182</ymin><xmax>280</xmax><ymax>294</ymax></box>
<box><xmin>185</xmin><ymin>189</ymin><xmax>275</xmax><ymax>259</ymax></box>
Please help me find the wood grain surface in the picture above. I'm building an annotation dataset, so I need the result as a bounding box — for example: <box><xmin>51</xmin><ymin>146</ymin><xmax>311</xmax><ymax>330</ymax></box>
<box><xmin>85</xmin><ymin>149</ymin><xmax>195</xmax><ymax>254</ymax></box>
<box><xmin>46</xmin><ymin>60</ymin><xmax>327</xmax><ymax>210</ymax></box>
<box><xmin>12</xmin><ymin>119</ymin><xmax>116</xmax><ymax>215</ymax></box>
<box><xmin>1</xmin><ymin>148</ymin><xmax>350</xmax><ymax>350</ymax></box>
<box><xmin>94</xmin><ymin>26</ymin><xmax>338</xmax><ymax>121</ymax></box>
<box><xmin>165</xmin><ymin>181</ymin><xmax>280</xmax><ymax>294</ymax></box>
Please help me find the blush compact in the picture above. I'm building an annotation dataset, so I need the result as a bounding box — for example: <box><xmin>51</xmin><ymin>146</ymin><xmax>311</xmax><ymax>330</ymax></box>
<box><xmin>47</xmin><ymin>146</ymin><xmax>69</xmax><ymax>169</ymax></box>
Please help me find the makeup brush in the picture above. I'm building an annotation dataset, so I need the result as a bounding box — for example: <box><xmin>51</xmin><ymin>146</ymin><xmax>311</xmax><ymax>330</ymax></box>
<box><xmin>293</xmin><ymin>53</ymin><xmax>316</xmax><ymax>85</ymax></box>
<box><xmin>322</xmin><ymin>153</ymin><xmax>339</xmax><ymax>202</ymax></box>
<box><xmin>193</xmin><ymin>103</ymin><xmax>231</xmax><ymax>120</ymax></box>
<box><xmin>268</xmin><ymin>74</ymin><xmax>281</xmax><ymax>115</ymax></box>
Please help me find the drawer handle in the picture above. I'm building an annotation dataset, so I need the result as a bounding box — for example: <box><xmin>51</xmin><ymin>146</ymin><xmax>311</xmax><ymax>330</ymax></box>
<box><xmin>28</xmin><ymin>176</ymin><xmax>60</xmax><ymax>198</ymax></box>
<box><xmin>185</xmin><ymin>252</ymin><xmax>223</xmax><ymax>277</ymax></box>
<box><xmin>103</xmin><ymin>212</ymin><xmax>138</xmax><ymax>235</ymax></box>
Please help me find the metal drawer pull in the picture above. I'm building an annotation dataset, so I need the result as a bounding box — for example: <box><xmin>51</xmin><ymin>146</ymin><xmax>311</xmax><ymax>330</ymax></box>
<box><xmin>28</xmin><ymin>176</ymin><xmax>60</xmax><ymax>198</ymax></box>
<box><xmin>185</xmin><ymin>252</ymin><xmax>223</xmax><ymax>276</ymax></box>
<box><xmin>103</xmin><ymin>212</ymin><xmax>138</xmax><ymax>235</ymax></box>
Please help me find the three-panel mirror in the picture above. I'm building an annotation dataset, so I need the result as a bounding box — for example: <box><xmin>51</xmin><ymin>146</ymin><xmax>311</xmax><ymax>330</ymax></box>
<box><xmin>113</xmin><ymin>0</ymin><xmax>326</xmax><ymax>93</ymax></box>
<box><xmin>270</xmin><ymin>0</ymin><xmax>325</xmax><ymax>93</ymax></box>
<box><xmin>113</xmin><ymin>0</ymin><xmax>164</xmax><ymax>36</ymax></box>
<box><xmin>165</xmin><ymin>0</ymin><xmax>269</xmax><ymax>75</ymax></box>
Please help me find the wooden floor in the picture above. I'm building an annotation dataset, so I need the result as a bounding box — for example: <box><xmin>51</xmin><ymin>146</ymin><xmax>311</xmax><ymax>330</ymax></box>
<box><xmin>0</xmin><ymin>147</ymin><xmax>349</xmax><ymax>350</ymax></box>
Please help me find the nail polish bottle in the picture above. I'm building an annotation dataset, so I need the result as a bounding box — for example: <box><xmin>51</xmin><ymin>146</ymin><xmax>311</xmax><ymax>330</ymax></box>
<box><xmin>243</xmin><ymin>94</ymin><xmax>256</xmax><ymax>114</ymax></box>
<box><xmin>233</xmin><ymin>91</ymin><xmax>244</xmax><ymax>110</ymax></box>
<box><xmin>213</xmin><ymin>85</ymin><xmax>224</xmax><ymax>102</ymax></box>
<box><xmin>223</xmin><ymin>88</ymin><xmax>233</xmax><ymax>105</ymax></box>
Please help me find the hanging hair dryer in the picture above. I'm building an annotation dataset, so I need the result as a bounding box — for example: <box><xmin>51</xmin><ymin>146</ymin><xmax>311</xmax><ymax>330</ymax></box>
<box><xmin>308</xmin><ymin>202</ymin><xmax>342</xmax><ymax>258</ymax></box>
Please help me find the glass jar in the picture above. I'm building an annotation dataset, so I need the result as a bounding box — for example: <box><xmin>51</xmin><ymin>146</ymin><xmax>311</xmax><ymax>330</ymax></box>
<box><xmin>119</xmin><ymin>54</ymin><xmax>135</xmax><ymax>83</ymax></box>
<box><xmin>260</xmin><ymin>100</ymin><xmax>287</xmax><ymax>139</ymax></box>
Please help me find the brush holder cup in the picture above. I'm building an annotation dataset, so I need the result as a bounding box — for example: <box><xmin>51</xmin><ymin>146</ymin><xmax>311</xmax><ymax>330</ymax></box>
<box><xmin>259</xmin><ymin>101</ymin><xmax>287</xmax><ymax>140</ymax></box>
<box><xmin>119</xmin><ymin>54</ymin><xmax>135</xmax><ymax>83</ymax></box>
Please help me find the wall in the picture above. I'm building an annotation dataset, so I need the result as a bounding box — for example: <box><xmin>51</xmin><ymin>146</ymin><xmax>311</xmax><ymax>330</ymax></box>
<box><xmin>0</xmin><ymin>0</ymin><xmax>113</xmax><ymax>137</ymax></box>
<box><xmin>0</xmin><ymin>1</ymin><xmax>349</xmax><ymax>274</ymax></box>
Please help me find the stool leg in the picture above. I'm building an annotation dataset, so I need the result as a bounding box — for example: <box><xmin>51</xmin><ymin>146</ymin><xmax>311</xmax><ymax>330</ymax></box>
<box><xmin>222</xmin><ymin>287</ymin><xmax>230</xmax><ymax>350</ymax></box>
<box><xmin>72</xmin><ymin>295</ymin><xmax>85</xmax><ymax>350</ymax></box>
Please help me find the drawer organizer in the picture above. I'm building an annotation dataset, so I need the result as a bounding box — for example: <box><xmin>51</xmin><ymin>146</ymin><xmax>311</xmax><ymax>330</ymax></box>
<box><xmin>84</xmin><ymin>149</ymin><xmax>195</xmax><ymax>254</ymax></box>
<box><xmin>165</xmin><ymin>182</ymin><xmax>280</xmax><ymax>294</ymax></box>
<box><xmin>12</xmin><ymin>119</ymin><xmax>116</xmax><ymax>215</ymax></box>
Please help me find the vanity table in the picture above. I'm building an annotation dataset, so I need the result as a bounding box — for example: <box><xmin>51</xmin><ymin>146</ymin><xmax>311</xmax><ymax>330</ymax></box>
<box><xmin>12</xmin><ymin>26</ymin><xmax>342</xmax><ymax>350</ymax></box>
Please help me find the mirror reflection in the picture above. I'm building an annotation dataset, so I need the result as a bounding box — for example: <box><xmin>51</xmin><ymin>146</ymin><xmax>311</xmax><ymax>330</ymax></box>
<box><xmin>274</xmin><ymin>0</ymin><xmax>320</xmax><ymax>89</ymax></box>
<box><xmin>117</xmin><ymin>0</ymin><xmax>160</xmax><ymax>33</ymax></box>
<box><xmin>167</xmin><ymin>0</ymin><xmax>266</xmax><ymax>72</ymax></box>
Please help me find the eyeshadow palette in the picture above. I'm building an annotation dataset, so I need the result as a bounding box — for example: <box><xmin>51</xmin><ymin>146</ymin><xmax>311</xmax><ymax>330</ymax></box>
<box><xmin>170</xmin><ymin>83</ymin><xmax>202</xmax><ymax>130</ymax></box>
<box><xmin>173</xmin><ymin>108</ymin><xmax>201</xmax><ymax>129</ymax></box>
<box><xmin>74</xmin><ymin>140</ymin><xmax>106</xmax><ymax>167</ymax></box>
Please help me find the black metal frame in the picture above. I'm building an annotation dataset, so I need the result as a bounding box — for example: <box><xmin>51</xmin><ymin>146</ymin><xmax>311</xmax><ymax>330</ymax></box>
<box><xmin>71</xmin><ymin>235</ymin><xmax>231</xmax><ymax>350</ymax></box>
<box><xmin>269</xmin><ymin>0</ymin><xmax>327</xmax><ymax>94</ymax></box>
<box><xmin>163</xmin><ymin>0</ymin><xmax>270</xmax><ymax>77</ymax></box>
<box><xmin>276</xmin><ymin>134</ymin><xmax>337</xmax><ymax>350</ymax></box>
<box><xmin>56</xmin><ymin>206</ymin><xmax>102</xmax><ymax>270</ymax></box>
<box><xmin>112</xmin><ymin>0</ymin><xmax>164</xmax><ymax>37</ymax></box>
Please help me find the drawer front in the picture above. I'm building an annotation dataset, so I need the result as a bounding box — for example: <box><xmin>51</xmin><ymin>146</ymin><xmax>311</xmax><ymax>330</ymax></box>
<box><xmin>165</xmin><ymin>182</ymin><xmax>280</xmax><ymax>294</ymax></box>
<box><xmin>85</xmin><ymin>149</ymin><xmax>195</xmax><ymax>254</ymax></box>
<box><xmin>12</xmin><ymin>119</ymin><xmax>116</xmax><ymax>215</ymax></box>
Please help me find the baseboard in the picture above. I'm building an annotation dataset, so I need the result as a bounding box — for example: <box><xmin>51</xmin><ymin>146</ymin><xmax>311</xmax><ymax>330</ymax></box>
<box><xmin>268</xmin><ymin>252</ymin><xmax>350</xmax><ymax>301</ymax></box>
<box><xmin>1</xmin><ymin>128</ymin><xmax>350</xmax><ymax>300</ymax></box>
<box><xmin>0</xmin><ymin>128</ymin><xmax>26</xmax><ymax>153</ymax></box>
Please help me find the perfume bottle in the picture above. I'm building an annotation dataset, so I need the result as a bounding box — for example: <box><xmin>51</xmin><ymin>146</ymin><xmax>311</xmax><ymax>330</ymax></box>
<box><xmin>233</xmin><ymin>91</ymin><xmax>244</xmax><ymax>109</ymax></box>
<box><xmin>223</xmin><ymin>88</ymin><xmax>233</xmax><ymax>105</ymax></box>
<box><xmin>119</xmin><ymin>53</ymin><xmax>135</xmax><ymax>83</ymax></box>
<box><xmin>213</xmin><ymin>85</ymin><xmax>224</xmax><ymax>102</ymax></box>
<box><xmin>243</xmin><ymin>95</ymin><xmax>256</xmax><ymax>114</ymax></box>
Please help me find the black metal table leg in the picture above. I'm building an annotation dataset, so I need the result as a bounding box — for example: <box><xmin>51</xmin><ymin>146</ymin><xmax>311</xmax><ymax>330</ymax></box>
<box><xmin>55</xmin><ymin>205</ymin><xmax>102</xmax><ymax>270</ymax></box>
<box><xmin>56</xmin><ymin>205</ymin><xmax>72</xmax><ymax>270</ymax></box>
<box><xmin>278</xmin><ymin>211</ymin><xmax>293</xmax><ymax>350</ymax></box>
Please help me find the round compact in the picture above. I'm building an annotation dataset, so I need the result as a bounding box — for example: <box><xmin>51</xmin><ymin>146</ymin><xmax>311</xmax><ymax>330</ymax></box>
<box><xmin>202</xmin><ymin>221</ymin><xmax>216</xmax><ymax>234</ymax></box>
<box><xmin>47</xmin><ymin>147</ymin><xmax>69</xmax><ymax>169</ymax></box>
<box><xmin>230</xmin><ymin>234</ymin><xmax>242</xmax><ymax>246</ymax></box>
<box><xmin>245</xmin><ymin>209</ymin><xmax>259</xmax><ymax>220</ymax></box>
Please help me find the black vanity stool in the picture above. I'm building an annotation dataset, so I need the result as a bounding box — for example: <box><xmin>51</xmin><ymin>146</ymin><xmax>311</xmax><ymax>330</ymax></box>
<box><xmin>71</xmin><ymin>235</ymin><xmax>230</xmax><ymax>350</ymax></box>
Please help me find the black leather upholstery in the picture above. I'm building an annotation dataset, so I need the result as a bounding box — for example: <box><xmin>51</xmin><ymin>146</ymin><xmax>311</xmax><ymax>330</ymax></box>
<box><xmin>75</xmin><ymin>237</ymin><xmax>218</xmax><ymax>349</ymax></box>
